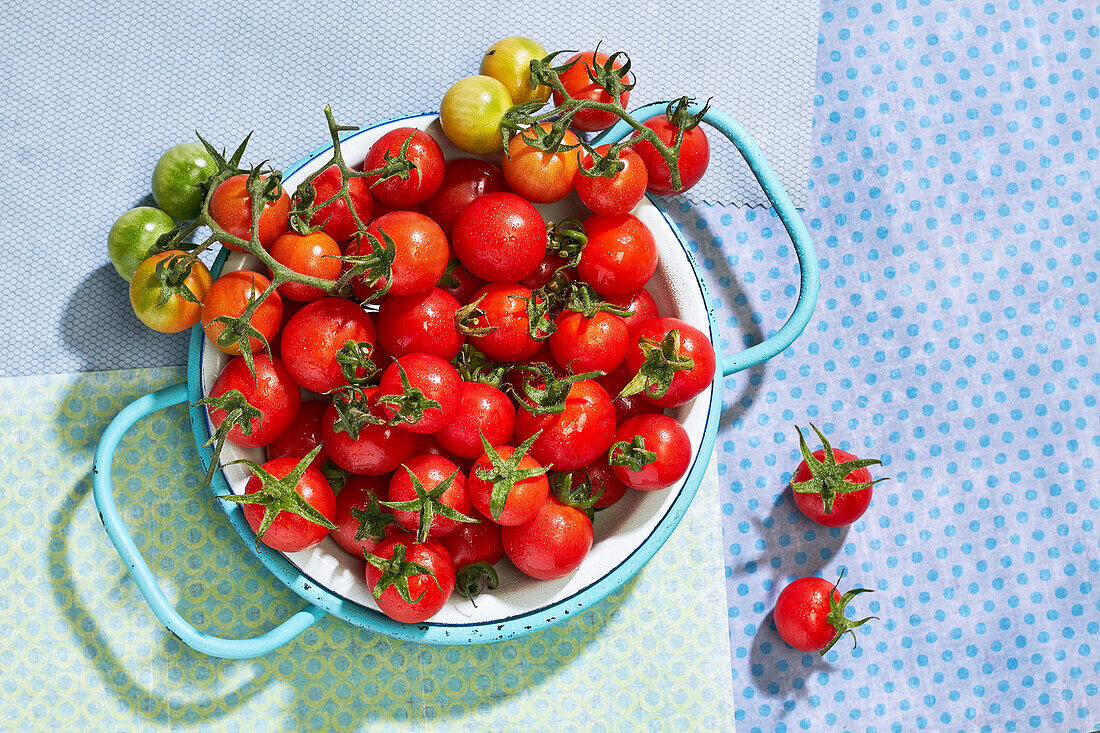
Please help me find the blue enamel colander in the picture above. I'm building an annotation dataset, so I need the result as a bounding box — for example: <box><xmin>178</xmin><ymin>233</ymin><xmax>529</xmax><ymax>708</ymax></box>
<box><xmin>92</xmin><ymin>103</ymin><xmax>819</xmax><ymax>657</ymax></box>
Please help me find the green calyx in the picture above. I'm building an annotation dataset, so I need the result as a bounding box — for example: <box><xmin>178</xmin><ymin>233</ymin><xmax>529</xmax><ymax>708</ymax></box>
<box><xmin>219</xmin><ymin>445</ymin><xmax>336</xmax><ymax>546</ymax></box>
<box><xmin>194</xmin><ymin>388</ymin><xmax>263</xmax><ymax>488</ymax></box>
<box><xmin>152</xmin><ymin>252</ymin><xmax>204</xmax><ymax>307</ymax></box>
<box><xmin>376</xmin><ymin>361</ymin><xmax>442</xmax><ymax>429</ymax></box>
<box><xmin>455</xmin><ymin>561</ymin><xmax>500</xmax><ymax>606</ymax></box>
<box><xmin>452</xmin><ymin>344</ymin><xmax>509</xmax><ymax>388</ymax></box>
<box><xmin>328</xmin><ymin>386</ymin><xmax>384</xmax><ymax>441</ymax></box>
<box><xmin>607</xmin><ymin>435</ymin><xmax>656</xmax><ymax>472</ymax></box>
<box><xmin>455</xmin><ymin>294</ymin><xmax>497</xmax><ymax>337</ymax></box>
<box><xmin>791</xmin><ymin>423</ymin><xmax>887</xmax><ymax>514</ymax></box>
<box><xmin>474</xmin><ymin>430</ymin><xmax>548</xmax><ymax>522</ymax></box>
<box><xmin>381</xmin><ymin>465</ymin><xmax>477</xmax><ymax>543</ymax></box>
<box><xmin>563</xmin><ymin>282</ymin><xmax>633</xmax><ymax>319</ymax></box>
<box><xmin>515</xmin><ymin>289</ymin><xmax>555</xmax><ymax>342</ymax></box>
<box><xmin>512</xmin><ymin>362</ymin><xmax>603</xmax><ymax>415</ymax></box>
<box><xmin>334</xmin><ymin>339</ymin><xmax>378</xmax><ymax>386</ymax></box>
<box><xmin>365</xmin><ymin>542</ymin><xmax>440</xmax><ymax>604</ymax></box>
<box><xmin>618</xmin><ymin>329</ymin><xmax>693</xmax><ymax>400</ymax></box>
<box><xmin>350</xmin><ymin>491</ymin><xmax>394</xmax><ymax>545</ymax></box>
<box><xmin>333</xmin><ymin>229</ymin><xmax>396</xmax><ymax>303</ymax></box>
<box><xmin>549</xmin><ymin>470</ymin><xmax>603</xmax><ymax>511</ymax></box>
<box><xmin>820</xmin><ymin>569</ymin><xmax>878</xmax><ymax>656</ymax></box>
<box><xmin>546</xmin><ymin>218</ymin><xmax>587</xmax><ymax>270</ymax></box>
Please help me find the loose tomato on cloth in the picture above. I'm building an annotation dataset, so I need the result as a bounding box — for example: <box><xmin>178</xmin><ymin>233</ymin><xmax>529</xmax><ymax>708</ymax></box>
<box><xmin>608</xmin><ymin>413</ymin><xmax>691</xmax><ymax>491</ymax></box>
<box><xmin>107</xmin><ymin>206</ymin><xmax>176</xmax><ymax>282</ymax></box>
<box><xmin>279</xmin><ymin>296</ymin><xmax>377</xmax><ymax>393</ymax></box>
<box><xmin>322</xmin><ymin>393</ymin><xmax>419</xmax><ymax>476</ymax></box>
<box><xmin>228</xmin><ymin>451</ymin><xmax>337</xmax><ymax>553</ymax></box>
<box><xmin>206</xmin><ymin>353</ymin><xmax>302</xmax><ymax>448</ymax></box>
<box><xmin>623</xmin><ymin>317</ymin><xmax>716</xmax><ymax>408</ymax></box>
<box><xmin>791</xmin><ymin>424</ymin><xmax>885</xmax><ymax>527</ymax></box>
<box><xmin>421</xmin><ymin>158</ymin><xmax>509</xmax><ymax>238</ymax></box>
<box><xmin>576</xmin><ymin>145</ymin><xmax>648</xmax><ymax>216</ymax></box>
<box><xmin>439</xmin><ymin>75</ymin><xmax>512</xmax><ymax>155</ymax></box>
<box><xmin>376</xmin><ymin>287</ymin><xmax>464</xmax><ymax>361</ymax></box>
<box><xmin>552</xmin><ymin>51</ymin><xmax>631</xmax><ymax>132</ymax></box>
<box><xmin>375</xmin><ymin>353</ymin><xmax>462</xmax><ymax>434</ymax></box>
<box><xmin>209</xmin><ymin>173</ymin><xmax>290</xmax><ymax>252</ymax></box>
<box><xmin>332</xmin><ymin>473</ymin><xmax>399</xmax><ymax>559</ymax></box>
<box><xmin>129</xmin><ymin>251</ymin><xmax>212</xmax><ymax>333</ymax></box>
<box><xmin>468</xmin><ymin>436</ymin><xmax>549</xmax><ymax>526</ymax></box>
<box><xmin>265</xmin><ymin>400</ymin><xmax>329</xmax><ymax>470</ymax></box>
<box><xmin>304</xmin><ymin>164</ymin><xmax>373</xmax><ymax>241</ymax></box>
<box><xmin>631</xmin><ymin>114</ymin><xmax>710</xmax><ymax>196</ymax></box>
<box><xmin>577</xmin><ymin>214</ymin><xmax>657</xmax><ymax>297</ymax></box>
<box><xmin>200</xmin><ymin>270</ymin><xmax>283</xmax><ymax>356</ymax></box>
<box><xmin>269</xmin><ymin>230</ymin><xmax>344</xmax><ymax>303</ymax></box>
<box><xmin>501</xmin><ymin>495</ymin><xmax>593</xmax><ymax>580</ymax></box>
<box><xmin>151</xmin><ymin>142</ymin><xmax>215</xmax><ymax>220</ymax></box>
<box><xmin>514</xmin><ymin>379</ymin><xmax>617</xmax><ymax>471</ymax></box>
<box><xmin>502</xmin><ymin>123</ymin><xmax>580</xmax><ymax>204</ymax></box>
<box><xmin>363</xmin><ymin>128</ymin><xmax>445</xmax><ymax>207</ymax></box>
<box><xmin>451</xmin><ymin>192</ymin><xmax>546</xmax><ymax>284</ymax></box>
<box><xmin>774</xmin><ymin>573</ymin><xmax>877</xmax><ymax>655</ymax></box>
<box><xmin>435</xmin><ymin>382</ymin><xmax>516</xmax><ymax>460</ymax></box>
<box><xmin>385</xmin><ymin>455</ymin><xmax>475</xmax><ymax>541</ymax></box>
<box><xmin>365</xmin><ymin>535</ymin><xmax>456</xmax><ymax>623</ymax></box>
<box><xmin>462</xmin><ymin>283</ymin><xmax>547</xmax><ymax>362</ymax></box>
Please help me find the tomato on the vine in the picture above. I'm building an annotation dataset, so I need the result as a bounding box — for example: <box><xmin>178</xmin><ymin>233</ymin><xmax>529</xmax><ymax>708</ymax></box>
<box><xmin>151</xmin><ymin>142</ymin><xmax>215</xmax><ymax>220</ymax></box>
<box><xmin>421</xmin><ymin>158</ymin><xmax>509</xmax><ymax>238</ymax></box>
<box><xmin>365</xmin><ymin>535</ymin><xmax>456</xmax><ymax>623</ymax></box>
<box><xmin>352</xmin><ymin>211</ymin><xmax>449</xmax><ymax>297</ymax></box>
<box><xmin>608</xmin><ymin>413</ymin><xmax>691</xmax><ymax>491</ymax></box>
<box><xmin>304</xmin><ymin>164</ymin><xmax>373</xmax><ymax>242</ymax></box>
<box><xmin>200</xmin><ymin>270</ymin><xmax>283</xmax><ymax>356</ymax></box>
<box><xmin>501</xmin><ymin>495</ymin><xmax>593</xmax><ymax>580</ymax></box>
<box><xmin>268</xmin><ymin>230</ymin><xmax>343</xmax><ymax>303</ymax></box>
<box><xmin>108</xmin><ymin>207</ymin><xmax>176</xmax><ymax>282</ymax></box>
<box><xmin>624</xmin><ymin>317</ymin><xmax>716</xmax><ymax>408</ymax></box>
<box><xmin>129</xmin><ymin>251</ymin><xmax>212</xmax><ymax>333</ymax></box>
<box><xmin>502</xmin><ymin>123</ymin><xmax>580</xmax><ymax>204</ymax></box>
<box><xmin>452</xmin><ymin>192</ymin><xmax>546</xmax><ymax>284</ymax></box>
<box><xmin>376</xmin><ymin>287</ymin><xmax>464</xmax><ymax>361</ymax></box>
<box><xmin>206</xmin><ymin>353</ymin><xmax>302</xmax><ymax>448</ymax></box>
<box><xmin>237</xmin><ymin>455</ymin><xmax>336</xmax><ymax>553</ymax></box>
<box><xmin>774</xmin><ymin>573</ymin><xmax>877</xmax><ymax>655</ymax></box>
<box><xmin>576</xmin><ymin>145</ymin><xmax>648</xmax><ymax>216</ymax></box>
<box><xmin>479</xmin><ymin>36</ymin><xmax>551</xmax><ymax>106</ymax></box>
<box><xmin>790</xmin><ymin>424</ymin><xmax>884</xmax><ymax>528</ymax></box>
<box><xmin>552</xmin><ymin>51</ymin><xmax>631</xmax><ymax>132</ymax></box>
<box><xmin>577</xmin><ymin>214</ymin><xmax>657</xmax><ymax>297</ymax></box>
<box><xmin>439</xmin><ymin>75</ymin><xmax>512</xmax><ymax>155</ymax></box>
<box><xmin>363</xmin><ymin>128</ymin><xmax>445</xmax><ymax>207</ymax></box>
<box><xmin>279</xmin><ymin>296</ymin><xmax>377</xmax><ymax>393</ymax></box>
<box><xmin>209</xmin><ymin>173</ymin><xmax>290</xmax><ymax>252</ymax></box>
<box><xmin>631</xmin><ymin>115</ymin><xmax>710</xmax><ymax>196</ymax></box>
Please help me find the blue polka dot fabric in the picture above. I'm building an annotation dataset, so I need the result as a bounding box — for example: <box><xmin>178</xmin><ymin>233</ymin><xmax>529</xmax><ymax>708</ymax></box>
<box><xmin>669</xmin><ymin>0</ymin><xmax>1099</xmax><ymax>730</ymax></box>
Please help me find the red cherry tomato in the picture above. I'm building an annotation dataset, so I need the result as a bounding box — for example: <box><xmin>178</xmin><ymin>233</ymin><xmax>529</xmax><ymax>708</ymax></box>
<box><xmin>452</xmin><ymin>193</ymin><xmax>546</xmax><ymax>283</ymax></box>
<box><xmin>209</xmin><ymin>173</ymin><xmax>290</xmax><ymax>252</ymax></box>
<box><xmin>604</xmin><ymin>288</ymin><xmax>658</xmax><ymax>332</ymax></box>
<box><xmin>514</xmin><ymin>379</ymin><xmax>617</xmax><ymax>471</ymax></box>
<box><xmin>518</xmin><ymin>251</ymin><xmax>576</xmax><ymax>292</ymax></box>
<box><xmin>387</xmin><ymin>455</ymin><xmax>472</xmax><ymax>539</ymax></box>
<box><xmin>583</xmin><ymin>457</ymin><xmax>630</xmax><ymax>509</ymax></box>
<box><xmin>597</xmin><ymin>363</ymin><xmax>664</xmax><ymax>424</ymax></box>
<box><xmin>376</xmin><ymin>287</ymin><xmax>464</xmax><ymax>361</ymax></box>
<box><xmin>375</xmin><ymin>353</ymin><xmax>461</xmax><ymax>434</ymax></box>
<box><xmin>421</xmin><ymin>158</ymin><xmax>509</xmax><ymax>238</ymax></box>
<box><xmin>207</xmin><ymin>353</ymin><xmax>301</xmax><ymax>448</ymax></box>
<box><xmin>576</xmin><ymin>145</ymin><xmax>648</xmax><ymax>216</ymax></box>
<box><xmin>625</xmin><ymin>317</ymin><xmax>716</xmax><ymax>408</ymax></box>
<box><xmin>269</xmin><ymin>231</ymin><xmax>343</xmax><ymax>302</ymax></box>
<box><xmin>435</xmin><ymin>382</ymin><xmax>516</xmax><ymax>459</ymax></box>
<box><xmin>265</xmin><ymin>400</ymin><xmax>328</xmax><ymax>470</ymax></box>
<box><xmin>609</xmin><ymin>413</ymin><xmax>692</xmax><ymax>491</ymax></box>
<box><xmin>365</xmin><ymin>535</ymin><xmax>456</xmax><ymax>623</ymax></box>
<box><xmin>331</xmin><ymin>473</ymin><xmax>399</xmax><ymax>559</ymax></box>
<box><xmin>439</xmin><ymin>510</ymin><xmax>505</xmax><ymax>569</ymax></box>
<box><xmin>501</xmin><ymin>495</ymin><xmax>593</xmax><ymax>580</ymax></box>
<box><xmin>305</xmin><ymin>164</ymin><xmax>373</xmax><ymax>242</ymax></box>
<box><xmin>467</xmin><ymin>445</ymin><xmax>549</xmax><ymax>526</ymax></box>
<box><xmin>349</xmin><ymin>211</ymin><xmax>449</xmax><ymax>297</ymax></box>
<box><xmin>502</xmin><ymin>123</ymin><xmax>580</xmax><ymax>204</ymax></box>
<box><xmin>549</xmin><ymin>308</ymin><xmax>629</xmax><ymax>375</ymax></box>
<box><xmin>552</xmin><ymin>51</ymin><xmax>631</xmax><ymax>132</ymax></box>
<box><xmin>321</xmin><ymin>395</ymin><xmax>419</xmax><ymax>475</ymax></box>
<box><xmin>436</xmin><ymin>259</ymin><xmax>487</xmax><ymax>305</ymax></box>
<box><xmin>464</xmin><ymin>283</ymin><xmax>547</xmax><ymax>362</ymax></box>
<box><xmin>240</xmin><ymin>457</ymin><xmax>335</xmax><ymax>553</ymax></box>
<box><xmin>774</xmin><ymin>575</ymin><xmax>876</xmax><ymax>654</ymax></box>
<box><xmin>577</xmin><ymin>214</ymin><xmax>658</xmax><ymax>297</ymax></box>
<box><xmin>279</xmin><ymin>297</ymin><xmax>377</xmax><ymax>393</ymax></box>
<box><xmin>368</xmin><ymin>200</ymin><xmax>421</xmax><ymax>222</ymax></box>
<box><xmin>200</xmin><ymin>270</ymin><xmax>283</xmax><ymax>356</ymax></box>
<box><xmin>362</xmin><ymin>128</ymin><xmax>445</xmax><ymax>207</ymax></box>
<box><xmin>631</xmin><ymin>116</ymin><xmax>711</xmax><ymax>196</ymax></box>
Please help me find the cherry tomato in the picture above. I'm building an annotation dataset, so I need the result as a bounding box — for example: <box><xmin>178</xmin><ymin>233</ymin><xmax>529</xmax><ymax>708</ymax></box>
<box><xmin>368</xmin><ymin>199</ymin><xmax>421</xmax><ymax>222</ymax></box>
<box><xmin>502</xmin><ymin>123</ymin><xmax>580</xmax><ymax>204</ymax></box>
<box><xmin>387</xmin><ymin>455</ymin><xmax>472</xmax><ymax>539</ymax></box>
<box><xmin>631</xmin><ymin>116</ymin><xmax>711</xmax><ymax>196</ymax></box>
<box><xmin>129</xmin><ymin>251</ymin><xmax>212</xmax><ymax>334</ymax></box>
<box><xmin>464</xmin><ymin>283</ymin><xmax>546</xmax><ymax>362</ymax></box>
<box><xmin>421</xmin><ymin>158</ymin><xmax>509</xmax><ymax>238</ymax></box>
<box><xmin>365</xmin><ymin>535</ymin><xmax>456</xmax><ymax>623</ymax></box>
<box><xmin>514</xmin><ymin>379</ymin><xmax>617</xmax><ymax>471</ymax></box>
<box><xmin>207</xmin><ymin>353</ymin><xmax>302</xmax><ymax>448</ymax></box>
<box><xmin>501</xmin><ymin>496</ymin><xmax>593</xmax><ymax>580</ymax></box>
<box><xmin>151</xmin><ymin>142</ymin><xmax>215</xmax><ymax>220</ymax></box>
<box><xmin>268</xmin><ymin>230</ymin><xmax>343</xmax><ymax>303</ymax></box>
<box><xmin>322</xmin><ymin>394</ymin><xmax>420</xmax><ymax>476</ymax></box>
<box><xmin>363</xmin><ymin>128</ymin><xmax>445</xmax><ymax>207</ymax></box>
<box><xmin>479</xmin><ymin>36</ymin><xmax>551</xmax><ymax>106</ymax></box>
<box><xmin>467</xmin><ymin>444</ymin><xmax>549</xmax><ymax>526</ymax></box>
<box><xmin>581</xmin><ymin>457</ymin><xmax>629</xmax><ymax>509</ymax></box>
<box><xmin>304</xmin><ymin>164</ymin><xmax>374</xmax><ymax>242</ymax></box>
<box><xmin>331</xmin><ymin>473</ymin><xmax>399</xmax><ymax>559</ymax></box>
<box><xmin>209</xmin><ymin>173</ymin><xmax>290</xmax><ymax>252</ymax></box>
<box><xmin>239</xmin><ymin>456</ymin><xmax>336</xmax><ymax>553</ymax></box>
<box><xmin>279</xmin><ymin>297</ymin><xmax>377</xmax><ymax>393</ymax></box>
<box><xmin>774</xmin><ymin>575</ymin><xmax>876</xmax><ymax>654</ymax></box>
<box><xmin>439</xmin><ymin>509</ymin><xmax>505</xmax><ymax>569</ymax></box>
<box><xmin>506</xmin><ymin>343</ymin><xmax>567</xmax><ymax>404</ymax></box>
<box><xmin>608</xmin><ymin>413</ymin><xmax>691</xmax><ymax>491</ymax></box>
<box><xmin>625</xmin><ymin>317</ymin><xmax>716</xmax><ymax>408</ymax></box>
<box><xmin>436</xmin><ymin>259</ymin><xmax>487</xmax><ymax>305</ymax></box>
<box><xmin>266</xmin><ymin>400</ymin><xmax>329</xmax><ymax>470</ymax></box>
<box><xmin>351</xmin><ymin>211</ymin><xmax>449</xmax><ymax>297</ymax></box>
<box><xmin>790</xmin><ymin>424</ymin><xmax>882</xmax><ymax>528</ymax></box>
<box><xmin>452</xmin><ymin>192</ymin><xmax>546</xmax><ymax>283</ymax></box>
<box><xmin>552</xmin><ymin>51</ymin><xmax>631</xmax><ymax>132</ymax></box>
<box><xmin>436</xmin><ymin>382</ymin><xmax>516</xmax><ymax>459</ymax></box>
<box><xmin>376</xmin><ymin>353</ymin><xmax>461</xmax><ymax>434</ymax></box>
<box><xmin>201</xmin><ymin>270</ymin><xmax>283</xmax><ymax>356</ymax></box>
<box><xmin>576</xmin><ymin>145</ymin><xmax>648</xmax><ymax>216</ymax></box>
<box><xmin>439</xmin><ymin>75</ymin><xmax>512</xmax><ymax>155</ymax></box>
<box><xmin>518</xmin><ymin>251</ymin><xmax>575</xmax><ymax>292</ymax></box>
<box><xmin>604</xmin><ymin>288</ymin><xmax>658</xmax><ymax>332</ymax></box>
<box><xmin>577</xmin><ymin>214</ymin><xmax>657</xmax><ymax>297</ymax></box>
<box><xmin>376</xmin><ymin>287</ymin><xmax>464</xmax><ymax>361</ymax></box>
<box><xmin>549</xmin><ymin>308</ymin><xmax>629</xmax><ymax>375</ymax></box>
<box><xmin>108</xmin><ymin>207</ymin><xmax>176</xmax><ymax>282</ymax></box>
<box><xmin>597</xmin><ymin>363</ymin><xmax>664</xmax><ymax>424</ymax></box>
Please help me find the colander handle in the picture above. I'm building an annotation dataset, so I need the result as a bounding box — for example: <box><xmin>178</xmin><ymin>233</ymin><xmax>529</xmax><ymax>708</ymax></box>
<box><xmin>595</xmin><ymin>102</ymin><xmax>820</xmax><ymax>376</ymax></box>
<box><xmin>92</xmin><ymin>382</ymin><xmax>327</xmax><ymax>659</ymax></box>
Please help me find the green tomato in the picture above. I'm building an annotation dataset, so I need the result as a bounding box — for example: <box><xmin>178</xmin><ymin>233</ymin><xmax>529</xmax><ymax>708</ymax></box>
<box><xmin>152</xmin><ymin>142</ymin><xmax>215</xmax><ymax>220</ymax></box>
<box><xmin>480</xmin><ymin>36</ymin><xmax>551</xmax><ymax>107</ymax></box>
<box><xmin>107</xmin><ymin>206</ymin><xmax>176</xmax><ymax>281</ymax></box>
<box><xmin>439</xmin><ymin>75</ymin><xmax>513</xmax><ymax>155</ymax></box>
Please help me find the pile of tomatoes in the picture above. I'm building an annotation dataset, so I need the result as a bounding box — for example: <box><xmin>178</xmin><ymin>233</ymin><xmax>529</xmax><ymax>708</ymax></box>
<box><xmin>106</xmin><ymin>39</ymin><xmax>724</xmax><ymax>624</ymax></box>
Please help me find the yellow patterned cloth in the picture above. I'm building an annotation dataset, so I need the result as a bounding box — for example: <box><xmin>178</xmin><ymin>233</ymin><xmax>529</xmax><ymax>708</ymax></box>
<box><xmin>1</xmin><ymin>367</ymin><xmax>733</xmax><ymax>730</ymax></box>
